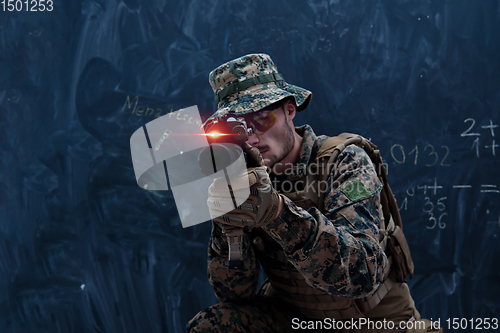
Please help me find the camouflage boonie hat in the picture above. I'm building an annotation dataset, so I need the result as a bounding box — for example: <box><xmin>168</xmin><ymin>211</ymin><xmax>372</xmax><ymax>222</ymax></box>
<box><xmin>206</xmin><ymin>54</ymin><xmax>312</xmax><ymax>121</ymax></box>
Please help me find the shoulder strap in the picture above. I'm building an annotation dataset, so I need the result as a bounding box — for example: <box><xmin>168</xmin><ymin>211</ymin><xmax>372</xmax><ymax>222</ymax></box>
<box><xmin>316</xmin><ymin>133</ymin><xmax>402</xmax><ymax>229</ymax></box>
<box><xmin>316</xmin><ymin>133</ymin><xmax>354</xmax><ymax>160</ymax></box>
<box><xmin>312</xmin><ymin>133</ymin><xmax>414</xmax><ymax>281</ymax></box>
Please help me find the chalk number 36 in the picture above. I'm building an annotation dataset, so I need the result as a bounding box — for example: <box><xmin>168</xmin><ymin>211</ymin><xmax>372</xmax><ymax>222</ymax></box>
<box><xmin>424</xmin><ymin>197</ymin><xmax>447</xmax><ymax>229</ymax></box>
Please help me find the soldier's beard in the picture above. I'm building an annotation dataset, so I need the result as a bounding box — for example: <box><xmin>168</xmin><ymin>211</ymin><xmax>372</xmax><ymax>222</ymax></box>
<box><xmin>268</xmin><ymin>122</ymin><xmax>295</xmax><ymax>168</ymax></box>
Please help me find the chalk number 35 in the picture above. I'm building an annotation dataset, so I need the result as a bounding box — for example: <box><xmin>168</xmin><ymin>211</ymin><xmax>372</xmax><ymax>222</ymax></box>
<box><xmin>424</xmin><ymin>197</ymin><xmax>447</xmax><ymax>229</ymax></box>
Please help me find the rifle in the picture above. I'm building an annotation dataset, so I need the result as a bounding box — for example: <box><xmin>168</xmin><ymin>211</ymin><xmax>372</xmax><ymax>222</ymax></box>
<box><xmin>199</xmin><ymin>114</ymin><xmax>253</xmax><ymax>269</ymax></box>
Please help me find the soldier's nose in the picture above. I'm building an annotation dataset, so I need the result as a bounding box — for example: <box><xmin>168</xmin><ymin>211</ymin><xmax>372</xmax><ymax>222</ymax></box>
<box><xmin>245</xmin><ymin>132</ymin><xmax>259</xmax><ymax>145</ymax></box>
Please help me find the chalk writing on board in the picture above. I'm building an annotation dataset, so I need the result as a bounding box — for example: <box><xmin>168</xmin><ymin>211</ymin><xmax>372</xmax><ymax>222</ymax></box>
<box><xmin>122</xmin><ymin>95</ymin><xmax>166</xmax><ymax>118</ymax></box>
<box><xmin>453</xmin><ymin>184</ymin><xmax>500</xmax><ymax>194</ymax></box>
<box><xmin>480</xmin><ymin>184</ymin><xmax>499</xmax><ymax>194</ymax></box>
<box><xmin>398</xmin><ymin>193</ymin><xmax>448</xmax><ymax>230</ymax></box>
<box><xmin>398</xmin><ymin>177</ymin><xmax>500</xmax><ymax>230</ymax></box>
<box><xmin>423</xmin><ymin>196</ymin><xmax>447</xmax><ymax>230</ymax></box>
<box><xmin>417</xmin><ymin>179</ymin><xmax>444</xmax><ymax>196</ymax></box>
<box><xmin>397</xmin><ymin>179</ymin><xmax>447</xmax><ymax>229</ymax></box>
<box><xmin>460</xmin><ymin>118</ymin><xmax>498</xmax><ymax>157</ymax></box>
<box><xmin>121</xmin><ymin>95</ymin><xmax>202</xmax><ymax>125</ymax></box>
<box><xmin>390</xmin><ymin>144</ymin><xmax>451</xmax><ymax>167</ymax></box>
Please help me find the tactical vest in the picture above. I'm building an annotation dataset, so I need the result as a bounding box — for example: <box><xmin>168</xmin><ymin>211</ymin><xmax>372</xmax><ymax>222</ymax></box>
<box><xmin>250</xmin><ymin>133</ymin><xmax>414</xmax><ymax>320</ymax></box>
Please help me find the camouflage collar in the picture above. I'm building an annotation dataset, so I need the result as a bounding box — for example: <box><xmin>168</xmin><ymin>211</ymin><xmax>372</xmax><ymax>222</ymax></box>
<box><xmin>286</xmin><ymin>124</ymin><xmax>327</xmax><ymax>177</ymax></box>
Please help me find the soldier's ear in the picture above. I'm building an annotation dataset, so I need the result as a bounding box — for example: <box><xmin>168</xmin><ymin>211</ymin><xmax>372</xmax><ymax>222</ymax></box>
<box><xmin>283</xmin><ymin>99</ymin><xmax>296</xmax><ymax>121</ymax></box>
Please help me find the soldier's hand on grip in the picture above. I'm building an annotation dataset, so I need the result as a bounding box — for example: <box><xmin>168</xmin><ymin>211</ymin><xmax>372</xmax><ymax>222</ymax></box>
<box><xmin>207</xmin><ymin>144</ymin><xmax>280</xmax><ymax>228</ymax></box>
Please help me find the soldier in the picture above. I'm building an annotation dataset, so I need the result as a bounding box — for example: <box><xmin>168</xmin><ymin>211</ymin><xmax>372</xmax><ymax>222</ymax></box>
<box><xmin>187</xmin><ymin>54</ymin><xmax>440</xmax><ymax>333</ymax></box>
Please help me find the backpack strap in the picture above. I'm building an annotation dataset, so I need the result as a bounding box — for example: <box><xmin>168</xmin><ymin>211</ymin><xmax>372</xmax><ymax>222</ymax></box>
<box><xmin>316</xmin><ymin>133</ymin><xmax>365</xmax><ymax>216</ymax></box>
<box><xmin>316</xmin><ymin>133</ymin><xmax>353</xmax><ymax>160</ymax></box>
<box><xmin>313</xmin><ymin>133</ymin><xmax>414</xmax><ymax>282</ymax></box>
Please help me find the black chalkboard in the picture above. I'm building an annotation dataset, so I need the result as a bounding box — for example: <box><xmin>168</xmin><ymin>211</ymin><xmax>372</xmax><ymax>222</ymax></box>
<box><xmin>1</xmin><ymin>1</ymin><xmax>499</xmax><ymax>332</ymax></box>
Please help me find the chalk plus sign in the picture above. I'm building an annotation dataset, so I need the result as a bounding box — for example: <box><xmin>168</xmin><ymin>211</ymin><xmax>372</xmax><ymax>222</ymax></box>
<box><xmin>428</xmin><ymin>178</ymin><xmax>443</xmax><ymax>195</ymax></box>
<box><xmin>485</xmin><ymin>140</ymin><xmax>498</xmax><ymax>156</ymax></box>
<box><xmin>481</xmin><ymin>119</ymin><xmax>498</xmax><ymax>137</ymax></box>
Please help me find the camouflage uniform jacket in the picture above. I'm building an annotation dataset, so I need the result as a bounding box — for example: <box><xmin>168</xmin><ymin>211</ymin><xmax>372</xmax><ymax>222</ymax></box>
<box><xmin>207</xmin><ymin>124</ymin><xmax>388</xmax><ymax>303</ymax></box>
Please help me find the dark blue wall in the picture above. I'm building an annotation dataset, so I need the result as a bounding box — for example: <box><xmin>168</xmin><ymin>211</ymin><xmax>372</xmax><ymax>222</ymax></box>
<box><xmin>1</xmin><ymin>1</ymin><xmax>499</xmax><ymax>332</ymax></box>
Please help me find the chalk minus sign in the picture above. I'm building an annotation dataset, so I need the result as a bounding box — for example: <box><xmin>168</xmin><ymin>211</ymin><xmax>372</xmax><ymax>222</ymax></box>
<box><xmin>453</xmin><ymin>185</ymin><xmax>472</xmax><ymax>189</ymax></box>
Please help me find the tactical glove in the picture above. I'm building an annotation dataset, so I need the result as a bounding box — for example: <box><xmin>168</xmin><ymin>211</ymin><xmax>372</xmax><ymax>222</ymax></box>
<box><xmin>207</xmin><ymin>144</ymin><xmax>280</xmax><ymax>228</ymax></box>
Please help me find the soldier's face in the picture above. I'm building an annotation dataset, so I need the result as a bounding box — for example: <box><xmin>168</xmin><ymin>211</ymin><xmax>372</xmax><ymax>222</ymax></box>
<box><xmin>246</xmin><ymin>103</ymin><xmax>296</xmax><ymax>168</ymax></box>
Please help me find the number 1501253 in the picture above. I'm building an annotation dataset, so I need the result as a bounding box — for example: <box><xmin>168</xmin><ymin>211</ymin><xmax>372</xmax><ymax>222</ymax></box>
<box><xmin>1</xmin><ymin>0</ymin><xmax>53</xmax><ymax>11</ymax></box>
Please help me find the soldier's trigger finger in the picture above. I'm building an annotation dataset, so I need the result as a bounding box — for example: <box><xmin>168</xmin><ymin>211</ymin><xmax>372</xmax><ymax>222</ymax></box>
<box><xmin>244</xmin><ymin>143</ymin><xmax>264</xmax><ymax>167</ymax></box>
<box><xmin>226</xmin><ymin>167</ymin><xmax>268</xmax><ymax>192</ymax></box>
<box><xmin>209</xmin><ymin>167</ymin><xmax>268</xmax><ymax>194</ymax></box>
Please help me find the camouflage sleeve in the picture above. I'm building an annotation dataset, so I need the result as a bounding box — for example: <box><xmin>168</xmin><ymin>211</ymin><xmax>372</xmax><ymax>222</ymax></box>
<box><xmin>262</xmin><ymin>145</ymin><xmax>387</xmax><ymax>299</ymax></box>
<box><xmin>207</xmin><ymin>222</ymin><xmax>260</xmax><ymax>302</ymax></box>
